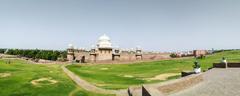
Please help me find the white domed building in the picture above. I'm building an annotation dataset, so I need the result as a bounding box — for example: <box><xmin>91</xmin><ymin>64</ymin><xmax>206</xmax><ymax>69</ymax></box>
<box><xmin>95</xmin><ymin>34</ymin><xmax>113</xmax><ymax>60</ymax></box>
<box><xmin>67</xmin><ymin>34</ymin><xmax>145</xmax><ymax>63</ymax></box>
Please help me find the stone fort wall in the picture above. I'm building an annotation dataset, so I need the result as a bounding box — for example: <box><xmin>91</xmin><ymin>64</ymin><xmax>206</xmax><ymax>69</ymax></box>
<box><xmin>68</xmin><ymin>50</ymin><xmax>171</xmax><ymax>63</ymax></box>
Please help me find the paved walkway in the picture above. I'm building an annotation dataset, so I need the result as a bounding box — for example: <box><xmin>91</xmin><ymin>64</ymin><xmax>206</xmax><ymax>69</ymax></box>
<box><xmin>170</xmin><ymin>68</ymin><xmax>240</xmax><ymax>96</ymax></box>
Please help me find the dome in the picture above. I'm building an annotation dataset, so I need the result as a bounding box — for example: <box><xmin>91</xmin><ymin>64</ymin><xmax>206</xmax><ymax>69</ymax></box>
<box><xmin>136</xmin><ymin>46</ymin><xmax>142</xmax><ymax>50</ymax></box>
<box><xmin>97</xmin><ymin>34</ymin><xmax>112</xmax><ymax>48</ymax></box>
<box><xmin>68</xmin><ymin>44</ymin><xmax>74</xmax><ymax>49</ymax></box>
<box><xmin>98</xmin><ymin>34</ymin><xmax>110</xmax><ymax>41</ymax></box>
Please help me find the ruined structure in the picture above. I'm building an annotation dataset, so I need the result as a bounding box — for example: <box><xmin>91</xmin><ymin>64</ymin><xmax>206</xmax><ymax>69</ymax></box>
<box><xmin>67</xmin><ymin>34</ymin><xmax>170</xmax><ymax>63</ymax></box>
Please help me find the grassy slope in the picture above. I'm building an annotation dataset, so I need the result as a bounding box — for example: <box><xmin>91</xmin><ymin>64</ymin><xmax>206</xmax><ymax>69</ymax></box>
<box><xmin>0</xmin><ymin>59</ymin><xmax>113</xmax><ymax>96</ymax></box>
<box><xmin>67</xmin><ymin>50</ymin><xmax>240</xmax><ymax>89</ymax></box>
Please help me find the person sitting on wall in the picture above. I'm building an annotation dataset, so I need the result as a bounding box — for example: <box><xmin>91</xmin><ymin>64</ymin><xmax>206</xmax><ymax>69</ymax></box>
<box><xmin>221</xmin><ymin>57</ymin><xmax>228</xmax><ymax>68</ymax></box>
<box><xmin>193</xmin><ymin>60</ymin><xmax>201</xmax><ymax>73</ymax></box>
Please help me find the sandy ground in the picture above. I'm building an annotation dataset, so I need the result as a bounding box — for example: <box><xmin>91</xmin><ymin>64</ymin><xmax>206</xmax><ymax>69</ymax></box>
<box><xmin>123</xmin><ymin>75</ymin><xmax>134</xmax><ymax>78</ymax></box>
<box><xmin>31</xmin><ymin>77</ymin><xmax>58</xmax><ymax>86</ymax></box>
<box><xmin>0</xmin><ymin>73</ymin><xmax>11</xmax><ymax>78</ymax></box>
<box><xmin>146</xmin><ymin>73</ymin><xmax>180</xmax><ymax>81</ymax></box>
<box><xmin>100</xmin><ymin>68</ymin><xmax>109</xmax><ymax>70</ymax></box>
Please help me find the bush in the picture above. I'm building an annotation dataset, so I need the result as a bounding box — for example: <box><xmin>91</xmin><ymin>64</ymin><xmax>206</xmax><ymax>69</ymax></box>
<box><xmin>170</xmin><ymin>53</ymin><xmax>177</xmax><ymax>58</ymax></box>
<box><xmin>0</xmin><ymin>49</ymin><xmax>6</xmax><ymax>53</ymax></box>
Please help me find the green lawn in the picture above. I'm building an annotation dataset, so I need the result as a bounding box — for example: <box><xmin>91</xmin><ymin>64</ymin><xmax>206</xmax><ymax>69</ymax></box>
<box><xmin>0</xmin><ymin>59</ymin><xmax>113</xmax><ymax>96</ymax></box>
<box><xmin>67</xmin><ymin>50</ymin><xmax>240</xmax><ymax>89</ymax></box>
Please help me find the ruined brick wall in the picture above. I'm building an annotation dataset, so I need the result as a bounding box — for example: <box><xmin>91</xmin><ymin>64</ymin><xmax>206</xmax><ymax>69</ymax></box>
<box><xmin>74</xmin><ymin>51</ymin><xmax>90</xmax><ymax>60</ymax></box>
<box><xmin>142</xmin><ymin>53</ymin><xmax>170</xmax><ymax>60</ymax></box>
<box><xmin>120</xmin><ymin>53</ymin><xmax>136</xmax><ymax>61</ymax></box>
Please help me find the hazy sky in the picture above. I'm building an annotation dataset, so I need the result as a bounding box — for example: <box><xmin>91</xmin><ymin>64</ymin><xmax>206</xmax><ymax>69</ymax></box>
<box><xmin>0</xmin><ymin>0</ymin><xmax>240</xmax><ymax>51</ymax></box>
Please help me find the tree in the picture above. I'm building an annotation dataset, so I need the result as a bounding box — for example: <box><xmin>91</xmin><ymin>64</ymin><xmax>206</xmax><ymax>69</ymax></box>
<box><xmin>3</xmin><ymin>48</ymin><xmax>66</xmax><ymax>61</ymax></box>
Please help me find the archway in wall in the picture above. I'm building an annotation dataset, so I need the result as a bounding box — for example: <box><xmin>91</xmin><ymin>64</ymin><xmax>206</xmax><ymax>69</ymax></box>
<box><xmin>81</xmin><ymin>56</ymin><xmax>85</xmax><ymax>63</ymax></box>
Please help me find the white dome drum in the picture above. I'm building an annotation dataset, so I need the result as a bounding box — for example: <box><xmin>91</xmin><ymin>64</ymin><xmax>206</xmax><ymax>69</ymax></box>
<box><xmin>97</xmin><ymin>34</ymin><xmax>112</xmax><ymax>49</ymax></box>
<box><xmin>68</xmin><ymin>44</ymin><xmax>74</xmax><ymax>49</ymax></box>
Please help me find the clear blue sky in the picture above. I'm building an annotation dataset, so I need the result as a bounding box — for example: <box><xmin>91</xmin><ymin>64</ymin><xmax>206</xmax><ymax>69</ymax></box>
<box><xmin>0</xmin><ymin>0</ymin><xmax>239</xmax><ymax>51</ymax></box>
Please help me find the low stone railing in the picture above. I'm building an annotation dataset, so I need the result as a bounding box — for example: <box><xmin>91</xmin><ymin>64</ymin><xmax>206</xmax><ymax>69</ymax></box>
<box><xmin>142</xmin><ymin>73</ymin><xmax>203</xmax><ymax>96</ymax></box>
<box><xmin>213</xmin><ymin>63</ymin><xmax>240</xmax><ymax>68</ymax></box>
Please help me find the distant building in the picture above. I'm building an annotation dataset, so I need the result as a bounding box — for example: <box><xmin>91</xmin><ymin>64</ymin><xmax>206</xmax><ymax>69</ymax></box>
<box><xmin>67</xmin><ymin>34</ymin><xmax>170</xmax><ymax>63</ymax></box>
<box><xmin>193</xmin><ymin>50</ymin><xmax>208</xmax><ymax>57</ymax></box>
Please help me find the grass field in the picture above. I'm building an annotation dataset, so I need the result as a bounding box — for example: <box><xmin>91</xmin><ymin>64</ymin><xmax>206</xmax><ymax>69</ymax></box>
<box><xmin>67</xmin><ymin>50</ymin><xmax>240</xmax><ymax>89</ymax></box>
<box><xmin>0</xmin><ymin>59</ymin><xmax>113</xmax><ymax>96</ymax></box>
<box><xmin>1</xmin><ymin>50</ymin><xmax>240</xmax><ymax>95</ymax></box>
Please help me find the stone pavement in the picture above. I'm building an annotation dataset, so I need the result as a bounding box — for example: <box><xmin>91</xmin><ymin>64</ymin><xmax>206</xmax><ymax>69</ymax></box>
<box><xmin>170</xmin><ymin>68</ymin><xmax>240</xmax><ymax>96</ymax></box>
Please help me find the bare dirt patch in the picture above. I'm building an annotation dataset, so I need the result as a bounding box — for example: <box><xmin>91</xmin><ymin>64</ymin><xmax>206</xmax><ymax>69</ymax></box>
<box><xmin>118</xmin><ymin>74</ymin><xmax>134</xmax><ymax>78</ymax></box>
<box><xmin>0</xmin><ymin>73</ymin><xmax>11</xmax><ymax>78</ymax></box>
<box><xmin>31</xmin><ymin>77</ymin><xmax>58</xmax><ymax>86</ymax></box>
<box><xmin>146</xmin><ymin>73</ymin><xmax>180</xmax><ymax>81</ymax></box>
<box><xmin>100</xmin><ymin>68</ymin><xmax>109</xmax><ymax>70</ymax></box>
<box><xmin>123</xmin><ymin>75</ymin><xmax>134</xmax><ymax>78</ymax></box>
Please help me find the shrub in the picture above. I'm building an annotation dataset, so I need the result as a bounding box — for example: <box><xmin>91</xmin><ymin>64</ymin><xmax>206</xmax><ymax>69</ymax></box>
<box><xmin>0</xmin><ymin>49</ymin><xmax>6</xmax><ymax>53</ymax></box>
<box><xmin>170</xmin><ymin>53</ymin><xmax>177</xmax><ymax>58</ymax></box>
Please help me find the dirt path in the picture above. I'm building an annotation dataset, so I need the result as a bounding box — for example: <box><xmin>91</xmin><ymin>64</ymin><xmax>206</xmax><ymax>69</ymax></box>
<box><xmin>61</xmin><ymin>65</ymin><xmax>129</xmax><ymax>96</ymax></box>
